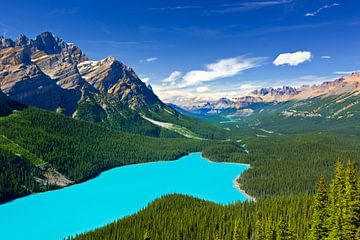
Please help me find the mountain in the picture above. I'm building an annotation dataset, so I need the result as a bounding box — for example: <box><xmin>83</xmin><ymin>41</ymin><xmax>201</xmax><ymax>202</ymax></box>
<box><xmin>0</xmin><ymin>32</ymin><xmax>159</xmax><ymax>114</ymax></box>
<box><xmin>249</xmin><ymin>73</ymin><xmax>360</xmax><ymax>102</ymax></box>
<box><xmin>0</xmin><ymin>32</ymin><xmax>226</xmax><ymax>139</ymax></box>
<box><xmin>185</xmin><ymin>73</ymin><xmax>360</xmax><ymax>116</ymax></box>
<box><xmin>189</xmin><ymin>96</ymin><xmax>261</xmax><ymax>115</ymax></box>
<box><xmin>0</xmin><ymin>32</ymin><xmax>93</xmax><ymax>115</ymax></box>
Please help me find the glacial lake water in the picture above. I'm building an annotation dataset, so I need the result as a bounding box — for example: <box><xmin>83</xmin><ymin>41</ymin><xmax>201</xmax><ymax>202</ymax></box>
<box><xmin>0</xmin><ymin>153</ymin><xmax>250</xmax><ymax>240</ymax></box>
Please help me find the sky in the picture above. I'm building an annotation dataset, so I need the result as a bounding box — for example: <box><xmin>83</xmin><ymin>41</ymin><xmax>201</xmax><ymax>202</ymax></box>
<box><xmin>1</xmin><ymin>0</ymin><xmax>360</xmax><ymax>103</ymax></box>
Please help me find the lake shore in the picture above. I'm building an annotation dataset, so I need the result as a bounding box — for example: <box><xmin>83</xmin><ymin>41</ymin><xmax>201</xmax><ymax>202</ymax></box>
<box><xmin>197</xmin><ymin>152</ymin><xmax>255</xmax><ymax>202</ymax></box>
<box><xmin>233</xmin><ymin>175</ymin><xmax>256</xmax><ymax>202</ymax></box>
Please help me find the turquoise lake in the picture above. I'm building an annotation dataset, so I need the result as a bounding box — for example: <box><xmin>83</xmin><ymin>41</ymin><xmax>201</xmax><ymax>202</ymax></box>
<box><xmin>0</xmin><ymin>153</ymin><xmax>250</xmax><ymax>240</ymax></box>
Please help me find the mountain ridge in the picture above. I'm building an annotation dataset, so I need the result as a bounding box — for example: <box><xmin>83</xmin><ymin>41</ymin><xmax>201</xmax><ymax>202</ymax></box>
<box><xmin>0</xmin><ymin>32</ymin><xmax>161</xmax><ymax>114</ymax></box>
<box><xmin>185</xmin><ymin>73</ymin><xmax>360</xmax><ymax>113</ymax></box>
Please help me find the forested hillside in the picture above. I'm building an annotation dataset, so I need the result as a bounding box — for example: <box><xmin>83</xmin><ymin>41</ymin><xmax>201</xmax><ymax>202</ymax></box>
<box><xmin>0</xmin><ymin>107</ymin><xmax>237</xmax><ymax>203</ymax></box>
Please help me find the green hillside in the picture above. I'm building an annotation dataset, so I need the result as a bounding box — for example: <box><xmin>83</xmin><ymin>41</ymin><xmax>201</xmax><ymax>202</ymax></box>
<box><xmin>75</xmin><ymin>93</ymin><xmax>228</xmax><ymax>139</ymax></box>
<box><xmin>0</xmin><ymin>107</ymin><xmax>232</xmax><ymax>203</ymax></box>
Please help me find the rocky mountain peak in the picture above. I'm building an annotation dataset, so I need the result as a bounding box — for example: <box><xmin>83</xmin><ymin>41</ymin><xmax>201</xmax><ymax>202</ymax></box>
<box><xmin>31</xmin><ymin>32</ymin><xmax>66</xmax><ymax>55</ymax></box>
<box><xmin>15</xmin><ymin>34</ymin><xmax>30</xmax><ymax>47</ymax></box>
<box><xmin>252</xmin><ymin>86</ymin><xmax>298</xmax><ymax>97</ymax></box>
<box><xmin>1</xmin><ymin>32</ymin><xmax>163</xmax><ymax>114</ymax></box>
<box><xmin>0</xmin><ymin>36</ymin><xmax>15</xmax><ymax>48</ymax></box>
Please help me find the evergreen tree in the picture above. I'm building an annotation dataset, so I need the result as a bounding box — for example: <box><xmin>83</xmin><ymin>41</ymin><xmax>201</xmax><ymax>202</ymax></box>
<box><xmin>213</xmin><ymin>231</ymin><xmax>221</xmax><ymax>240</ymax></box>
<box><xmin>255</xmin><ymin>213</ymin><xmax>265</xmax><ymax>240</ymax></box>
<box><xmin>143</xmin><ymin>230</ymin><xmax>151</xmax><ymax>240</ymax></box>
<box><xmin>233</xmin><ymin>220</ymin><xmax>242</xmax><ymax>240</ymax></box>
<box><xmin>276</xmin><ymin>214</ymin><xmax>294</xmax><ymax>240</ymax></box>
<box><xmin>264</xmin><ymin>216</ymin><xmax>276</xmax><ymax>240</ymax></box>
<box><xmin>343</xmin><ymin>161</ymin><xmax>359</xmax><ymax>239</ymax></box>
<box><xmin>309</xmin><ymin>176</ymin><xmax>329</xmax><ymax>240</ymax></box>
<box><xmin>328</xmin><ymin>161</ymin><xmax>345</xmax><ymax>240</ymax></box>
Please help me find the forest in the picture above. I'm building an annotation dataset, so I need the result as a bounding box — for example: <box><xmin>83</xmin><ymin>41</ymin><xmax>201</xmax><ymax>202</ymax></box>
<box><xmin>70</xmin><ymin>161</ymin><xmax>360</xmax><ymax>240</ymax></box>
<box><xmin>1</xmin><ymin>100</ymin><xmax>360</xmax><ymax>239</ymax></box>
<box><xmin>0</xmin><ymin>107</ymin><xmax>223</xmax><ymax>203</ymax></box>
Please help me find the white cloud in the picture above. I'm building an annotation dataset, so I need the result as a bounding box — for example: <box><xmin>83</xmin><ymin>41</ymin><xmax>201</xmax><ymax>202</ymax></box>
<box><xmin>334</xmin><ymin>70</ymin><xmax>360</xmax><ymax>75</ymax></box>
<box><xmin>273</xmin><ymin>51</ymin><xmax>312</xmax><ymax>66</ymax></box>
<box><xmin>162</xmin><ymin>71</ymin><xmax>182</xmax><ymax>85</ymax></box>
<box><xmin>139</xmin><ymin>74</ymin><xmax>150</xmax><ymax>84</ymax></box>
<box><xmin>181</xmin><ymin>57</ymin><xmax>263</xmax><ymax>87</ymax></box>
<box><xmin>152</xmin><ymin>56</ymin><xmax>265</xmax><ymax>105</ymax></box>
<box><xmin>205</xmin><ymin>0</ymin><xmax>294</xmax><ymax>14</ymax></box>
<box><xmin>239</xmin><ymin>83</ymin><xmax>259</xmax><ymax>91</ymax></box>
<box><xmin>142</xmin><ymin>77</ymin><xmax>150</xmax><ymax>84</ymax></box>
<box><xmin>196</xmin><ymin>86</ymin><xmax>209</xmax><ymax>93</ymax></box>
<box><xmin>146</xmin><ymin>57</ymin><xmax>158</xmax><ymax>62</ymax></box>
<box><xmin>305</xmin><ymin>3</ymin><xmax>339</xmax><ymax>17</ymax></box>
<box><xmin>321</xmin><ymin>55</ymin><xmax>331</xmax><ymax>59</ymax></box>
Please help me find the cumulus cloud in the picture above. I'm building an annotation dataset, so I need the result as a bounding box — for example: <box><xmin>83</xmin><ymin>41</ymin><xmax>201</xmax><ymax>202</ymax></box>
<box><xmin>162</xmin><ymin>71</ymin><xmax>182</xmax><ymax>85</ymax></box>
<box><xmin>273</xmin><ymin>51</ymin><xmax>312</xmax><ymax>66</ymax></box>
<box><xmin>305</xmin><ymin>3</ymin><xmax>339</xmax><ymax>17</ymax></box>
<box><xmin>146</xmin><ymin>57</ymin><xmax>158</xmax><ymax>62</ymax></box>
<box><xmin>181</xmin><ymin>57</ymin><xmax>264</xmax><ymax>87</ymax></box>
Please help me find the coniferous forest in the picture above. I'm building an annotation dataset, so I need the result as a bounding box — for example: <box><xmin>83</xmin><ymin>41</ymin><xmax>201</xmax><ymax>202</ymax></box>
<box><xmin>70</xmin><ymin>161</ymin><xmax>360</xmax><ymax>240</ymax></box>
<box><xmin>1</xmin><ymin>104</ymin><xmax>360</xmax><ymax>240</ymax></box>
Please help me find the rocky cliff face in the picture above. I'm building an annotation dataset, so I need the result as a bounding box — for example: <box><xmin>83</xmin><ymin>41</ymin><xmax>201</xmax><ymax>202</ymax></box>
<box><xmin>0</xmin><ymin>32</ymin><xmax>162</xmax><ymax>115</ymax></box>
<box><xmin>78</xmin><ymin>56</ymin><xmax>160</xmax><ymax>109</ymax></box>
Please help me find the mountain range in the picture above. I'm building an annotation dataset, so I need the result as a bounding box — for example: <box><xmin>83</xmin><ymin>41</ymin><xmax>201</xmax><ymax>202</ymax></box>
<box><xmin>0</xmin><ymin>32</ymin><xmax>163</xmax><ymax>113</ymax></box>
<box><xmin>185</xmin><ymin>73</ymin><xmax>360</xmax><ymax>118</ymax></box>
<box><xmin>0</xmin><ymin>32</ymin><xmax>226</xmax><ymax>139</ymax></box>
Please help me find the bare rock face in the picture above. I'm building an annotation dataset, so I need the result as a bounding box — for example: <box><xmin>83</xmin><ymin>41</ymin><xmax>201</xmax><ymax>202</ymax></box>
<box><xmin>0</xmin><ymin>63</ymin><xmax>73</xmax><ymax>112</ymax></box>
<box><xmin>78</xmin><ymin>56</ymin><xmax>161</xmax><ymax>109</ymax></box>
<box><xmin>0</xmin><ymin>33</ymin><xmax>94</xmax><ymax>114</ymax></box>
<box><xmin>0</xmin><ymin>32</ymin><xmax>163</xmax><ymax>115</ymax></box>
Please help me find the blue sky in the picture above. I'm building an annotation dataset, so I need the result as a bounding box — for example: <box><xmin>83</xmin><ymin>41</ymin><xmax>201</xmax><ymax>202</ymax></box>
<box><xmin>1</xmin><ymin>0</ymin><xmax>360</xmax><ymax>103</ymax></box>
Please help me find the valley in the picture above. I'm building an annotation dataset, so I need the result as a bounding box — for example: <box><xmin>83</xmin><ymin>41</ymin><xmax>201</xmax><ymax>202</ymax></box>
<box><xmin>1</xmin><ymin>30</ymin><xmax>360</xmax><ymax>240</ymax></box>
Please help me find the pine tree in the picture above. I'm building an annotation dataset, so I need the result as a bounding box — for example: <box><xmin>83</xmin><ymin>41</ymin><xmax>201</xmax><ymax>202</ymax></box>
<box><xmin>233</xmin><ymin>220</ymin><xmax>242</xmax><ymax>240</ymax></box>
<box><xmin>255</xmin><ymin>213</ymin><xmax>265</xmax><ymax>240</ymax></box>
<box><xmin>309</xmin><ymin>176</ymin><xmax>329</xmax><ymax>240</ymax></box>
<box><xmin>264</xmin><ymin>216</ymin><xmax>276</xmax><ymax>240</ymax></box>
<box><xmin>328</xmin><ymin>161</ymin><xmax>346</xmax><ymax>240</ymax></box>
<box><xmin>143</xmin><ymin>230</ymin><xmax>151</xmax><ymax>240</ymax></box>
<box><xmin>343</xmin><ymin>161</ymin><xmax>359</xmax><ymax>239</ymax></box>
<box><xmin>213</xmin><ymin>231</ymin><xmax>221</xmax><ymax>240</ymax></box>
<box><xmin>276</xmin><ymin>214</ymin><xmax>294</xmax><ymax>240</ymax></box>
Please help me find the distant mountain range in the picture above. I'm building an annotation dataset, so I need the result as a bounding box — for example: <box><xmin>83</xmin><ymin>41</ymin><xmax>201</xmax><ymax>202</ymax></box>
<box><xmin>185</xmin><ymin>73</ymin><xmax>360</xmax><ymax>115</ymax></box>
